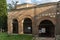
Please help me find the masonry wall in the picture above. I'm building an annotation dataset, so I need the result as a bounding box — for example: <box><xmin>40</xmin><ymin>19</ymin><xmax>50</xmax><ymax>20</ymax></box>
<box><xmin>8</xmin><ymin>3</ymin><xmax>58</xmax><ymax>36</ymax></box>
<box><xmin>56</xmin><ymin>3</ymin><xmax>60</xmax><ymax>35</ymax></box>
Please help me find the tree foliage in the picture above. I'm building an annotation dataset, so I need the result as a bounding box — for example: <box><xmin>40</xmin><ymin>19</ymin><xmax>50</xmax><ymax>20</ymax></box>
<box><xmin>0</xmin><ymin>0</ymin><xmax>7</xmax><ymax>32</ymax></box>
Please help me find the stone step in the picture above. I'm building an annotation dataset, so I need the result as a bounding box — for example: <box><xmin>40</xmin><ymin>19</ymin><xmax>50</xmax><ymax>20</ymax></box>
<box><xmin>32</xmin><ymin>37</ymin><xmax>55</xmax><ymax>40</ymax></box>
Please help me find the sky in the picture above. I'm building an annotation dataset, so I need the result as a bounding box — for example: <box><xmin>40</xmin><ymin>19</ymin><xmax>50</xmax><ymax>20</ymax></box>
<box><xmin>6</xmin><ymin>0</ymin><xmax>59</xmax><ymax>4</ymax></box>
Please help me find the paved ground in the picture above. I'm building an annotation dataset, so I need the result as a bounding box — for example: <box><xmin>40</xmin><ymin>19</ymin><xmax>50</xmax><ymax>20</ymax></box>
<box><xmin>32</xmin><ymin>37</ymin><xmax>55</xmax><ymax>40</ymax></box>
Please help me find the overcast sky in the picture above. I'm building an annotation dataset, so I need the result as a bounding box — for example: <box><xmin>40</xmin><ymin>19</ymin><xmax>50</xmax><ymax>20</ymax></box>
<box><xmin>6</xmin><ymin>0</ymin><xmax>59</xmax><ymax>4</ymax></box>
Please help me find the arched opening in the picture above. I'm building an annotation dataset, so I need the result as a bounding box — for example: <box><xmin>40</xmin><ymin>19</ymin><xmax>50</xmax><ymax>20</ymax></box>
<box><xmin>23</xmin><ymin>18</ymin><xmax>32</xmax><ymax>34</ymax></box>
<box><xmin>39</xmin><ymin>20</ymin><xmax>55</xmax><ymax>37</ymax></box>
<box><xmin>13</xmin><ymin>19</ymin><xmax>18</xmax><ymax>33</ymax></box>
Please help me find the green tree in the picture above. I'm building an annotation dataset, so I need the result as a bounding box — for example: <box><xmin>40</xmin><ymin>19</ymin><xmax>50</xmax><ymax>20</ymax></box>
<box><xmin>0</xmin><ymin>0</ymin><xmax>7</xmax><ymax>32</ymax></box>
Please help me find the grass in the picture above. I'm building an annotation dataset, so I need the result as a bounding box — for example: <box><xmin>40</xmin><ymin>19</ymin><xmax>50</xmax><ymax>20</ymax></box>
<box><xmin>0</xmin><ymin>33</ymin><xmax>33</xmax><ymax>40</ymax></box>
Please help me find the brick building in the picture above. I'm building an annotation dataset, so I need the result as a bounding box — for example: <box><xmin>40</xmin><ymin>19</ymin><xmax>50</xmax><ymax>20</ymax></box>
<box><xmin>8</xmin><ymin>2</ymin><xmax>60</xmax><ymax>39</ymax></box>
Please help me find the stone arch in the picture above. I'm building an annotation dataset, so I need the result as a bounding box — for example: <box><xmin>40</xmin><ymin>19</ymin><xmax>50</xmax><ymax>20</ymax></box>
<box><xmin>23</xmin><ymin>18</ymin><xmax>32</xmax><ymax>34</ymax></box>
<box><xmin>38</xmin><ymin>20</ymin><xmax>55</xmax><ymax>37</ymax></box>
<box><xmin>12</xmin><ymin>19</ymin><xmax>18</xmax><ymax>34</ymax></box>
<box><xmin>18</xmin><ymin>15</ymin><xmax>33</xmax><ymax>21</ymax></box>
<box><xmin>18</xmin><ymin>15</ymin><xmax>33</xmax><ymax>34</ymax></box>
<box><xmin>37</xmin><ymin>16</ymin><xmax>56</xmax><ymax>26</ymax></box>
<box><xmin>37</xmin><ymin>16</ymin><xmax>55</xmax><ymax>37</ymax></box>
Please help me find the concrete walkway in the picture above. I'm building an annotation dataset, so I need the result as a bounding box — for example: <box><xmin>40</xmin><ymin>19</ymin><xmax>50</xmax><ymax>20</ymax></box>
<box><xmin>32</xmin><ymin>37</ymin><xmax>55</xmax><ymax>40</ymax></box>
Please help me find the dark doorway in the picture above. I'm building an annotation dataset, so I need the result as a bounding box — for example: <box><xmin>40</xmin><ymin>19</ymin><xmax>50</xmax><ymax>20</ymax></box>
<box><xmin>39</xmin><ymin>20</ymin><xmax>55</xmax><ymax>37</ymax></box>
<box><xmin>23</xmin><ymin>18</ymin><xmax>32</xmax><ymax>34</ymax></box>
<box><xmin>13</xmin><ymin>19</ymin><xmax>18</xmax><ymax>33</ymax></box>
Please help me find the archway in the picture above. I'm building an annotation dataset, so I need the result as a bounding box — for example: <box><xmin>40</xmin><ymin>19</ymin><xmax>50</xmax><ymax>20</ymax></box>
<box><xmin>13</xmin><ymin>19</ymin><xmax>18</xmax><ymax>33</ymax></box>
<box><xmin>39</xmin><ymin>20</ymin><xmax>55</xmax><ymax>37</ymax></box>
<box><xmin>23</xmin><ymin>18</ymin><xmax>32</xmax><ymax>34</ymax></box>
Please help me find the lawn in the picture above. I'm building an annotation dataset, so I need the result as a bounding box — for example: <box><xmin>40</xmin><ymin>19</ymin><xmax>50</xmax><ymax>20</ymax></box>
<box><xmin>0</xmin><ymin>33</ymin><xmax>33</xmax><ymax>40</ymax></box>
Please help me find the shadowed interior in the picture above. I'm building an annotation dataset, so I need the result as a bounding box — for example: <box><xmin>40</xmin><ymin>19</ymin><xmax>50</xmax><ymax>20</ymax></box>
<box><xmin>39</xmin><ymin>20</ymin><xmax>55</xmax><ymax>37</ymax></box>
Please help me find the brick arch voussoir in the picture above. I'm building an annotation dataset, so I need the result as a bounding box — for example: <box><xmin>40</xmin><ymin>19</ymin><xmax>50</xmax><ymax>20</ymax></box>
<box><xmin>18</xmin><ymin>15</ymin><xmax>33</xmax><ymax>22</ymax></box>
<box><xmin>37</xmin><ymin>16</ymin><xmax>56</xmax><ymax>26</ymax></box>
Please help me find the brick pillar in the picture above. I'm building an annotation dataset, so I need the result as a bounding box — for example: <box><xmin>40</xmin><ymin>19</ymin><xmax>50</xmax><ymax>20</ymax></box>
<box><xmin>32</xmin><ymin>20</ymin><xmax>38</xmax><ymax>37</ymax></box>
<box><xmin>18</xmin><ymin>20</ymin><xmax>24</xmax><ymax>34</ymax></box>
<box><xmin>8</xmin><ymin>19</ymin><xmax>13</xmax><ymax>34</ymax></box>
